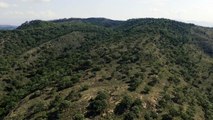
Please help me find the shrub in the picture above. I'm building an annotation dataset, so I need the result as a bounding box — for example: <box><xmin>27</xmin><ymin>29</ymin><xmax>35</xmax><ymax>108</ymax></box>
<box><xmin>168</xmin><ymin>76</ymin><xmax>180</xmax><ymax>84</ymax></box>
<box><xmin>73</xmin><ymin>113</ymin><xmax>84</xmax><ymax>120</ymax></box>
<box><xmin>57</xmin><ymin>76</ymin><xmax>73</xmax><ymax>91</ymax></box>
<box><xmin>132</xmin><ymin>98</ymin><xmax>142</xmax><ymax>106</ymax></box>
<box><xmin>147</xmin><ymin>77</ymin><xmax>159</xmax><ymax>86</ymax></box>
<box><xmin>124</xmin><ymin>111</ymin><xmax>137</xmax><ymax>120</ymax></box>
<box><xmin>88</xmin><ymin>100</ymin><xmax>107</xmax><ymax>113</ymax></box>
<box><xmin>80</xmin><ymin>85</ymin><xmax>89</xmax><ymax>91</ymax></box>
<box><xmin>65</xmin><ymin>91</ymin><xmax>82</xmax><ymax>102</ymax></box>
<box><xmin>29</xmin><ymin>102</ymin><xmax>46</xmax><ymax>113</ymax></box>
<box><xmin>128</xmin><ymin>78</ymin><xmax>142</xmax><ymax>91</ymax></box>
<box><xmin>47</xmin><ymin>111</ymin><xmax>60</xmax><ymax>120</ymax></box>
<box><xmin>115</xmin><ymin>97</ymin><xmax>143</xmax><ymax>119</ymax></box>
<box><xmin>91</xmin><ymin>66</ymin><xmax>101</xmax><ymax>72</ymax></box>
<box><xmin>169</xmin><ymin>107</ymin><xmax>180</xmax><ymax>117</ymax></box>
<box><xmin>95</xmin><ymin>91</ymin><xmax>108</xmax><ymax>100</ymax></box>
<box><xmin>58</xmin><ymin>100</ymin><xmax>71</xmax><ymax>111</ymax></box>
<box><xmin>144</xmin><ymin>111</ymin><xmax>158</xmax><ymax>120</ymax></box>
<box><xmin>114</xmin><ymin>96</ymin><xmax>133</xmax><ymax>115</ymax></box>
<box><xmin>86</xmin><ymin>91</ymin><xmax>108</xmax><ymax>117</ymax></box>
<box><xmin>142</xmin><ymin>86</ymin><xmax>151</xmax><ymax>94</ymax></box>
<box><xmin>57</xmin><ymin>75</ymin><xmax>80</xmax><ymax>91</ymax></box>
<box><xmin>50</xmin><ymin>96</ymin><xmax>63</xmax><ymax>109</ymax></box>
<box><xmin>130</xmin><ymin>106</ymin><xmax>140</xmax><ymax>117</ymax></box>
<box><xmin>162</xmin><ymin>114</ymin><xmax>173</xmax><ymax>120</ymax></box>
<box><xmin>79</xmin><ymin>60</ymin><xmax>92</xmax><ymax>70</ymax></box>
<box><xmin>29</xmin><ymin>90</ymin><xmax>42</xmax><ymax>99</ymax></box>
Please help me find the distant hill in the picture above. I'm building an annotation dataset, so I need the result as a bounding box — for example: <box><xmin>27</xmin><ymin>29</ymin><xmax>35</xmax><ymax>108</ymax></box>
<box><xmin>0</xmin><ymin>25</ymin><xmax>17</xmax><ymax>30</ymax></box>
<box><xmin>17</xmin><ymin>18</ymin><xmax>123</xmax><ymax>29</ymax></box>
<box><xmin>51</xmin><ymin>17</ymin><xmax>123</xmax><ymax>26</ymax></box>
<box><xmin>0</xmin><ymin>18</ymin><xmax>213</xmax><ymax>120</ymax></box>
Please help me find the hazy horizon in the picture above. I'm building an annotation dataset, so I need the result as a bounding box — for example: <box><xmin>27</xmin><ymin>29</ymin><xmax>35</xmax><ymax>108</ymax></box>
<box><xmin>0</xmin><ymin>0</ymin><xmax>213</xmax><ymax>27</ymax></box>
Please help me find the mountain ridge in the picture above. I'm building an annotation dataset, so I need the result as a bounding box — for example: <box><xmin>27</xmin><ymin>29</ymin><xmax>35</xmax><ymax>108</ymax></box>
<box><xmin>17</xmin><ymin>18</ymin><xmax>196</xmax><ymax>29</ymax></box>
<box><xmin>0</xmin><ymin>25</ymin><xmax>17</xmax><ymax>30</ymax></box>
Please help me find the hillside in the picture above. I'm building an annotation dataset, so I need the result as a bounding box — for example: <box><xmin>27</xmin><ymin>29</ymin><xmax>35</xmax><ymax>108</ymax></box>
<box><xmin>0</xmin><ymin>18</ymin><xmax>213</xmax><ymax>120</ymax></box>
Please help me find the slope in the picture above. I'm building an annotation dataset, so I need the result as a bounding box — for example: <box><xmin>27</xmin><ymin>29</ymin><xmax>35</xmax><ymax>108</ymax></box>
<box><xmin>0</xmin><ymin>18</ymin><xmax>213</xmax><ymax>120</ymax></box>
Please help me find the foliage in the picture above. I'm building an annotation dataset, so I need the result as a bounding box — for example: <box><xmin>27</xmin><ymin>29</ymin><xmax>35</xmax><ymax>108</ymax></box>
<box><xmin>73</xmin><ymin>113</ymin><xmax>84</xmax><ymax>120</ymax></box>
<box><xmin>86</xmin><ymin>91</ymin><xmax>108</xmax><ymax>118</ymax></box>
<box><xmin>114</xmin><ymin>96</ymin><xmax>133</xmax><ymax>115</ymax></box>
<box><xmin>0</xmin><ymin>18</ymin><xmax>213</xmax><ymax>120</ymax></box>
<box><xmin>114</xmin><ymin>96</ymin><xmax>142</xmax><ymax>119</ymax></box>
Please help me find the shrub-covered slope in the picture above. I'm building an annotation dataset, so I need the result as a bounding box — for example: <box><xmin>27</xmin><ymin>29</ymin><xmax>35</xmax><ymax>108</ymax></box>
<box><xmin>0</xmin><ymin>18</ymin><xmax>213</xmax><ymax>120</ymax></box>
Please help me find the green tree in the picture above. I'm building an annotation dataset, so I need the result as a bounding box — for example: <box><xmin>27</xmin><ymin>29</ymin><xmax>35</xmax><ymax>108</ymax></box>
<box><xmin>73</xmin><ymin>113</ymin><xmax>84</xmax><ymax>120</ymax></box>
<box><xmin>114</xmin><ymin>96</ymin><xmax>133</xmax><ymax>115</ymax></box>
<box><xmin>86</xmin><ymin>91</ymin><xmax>108</xmax><ymax>117</ymax></box>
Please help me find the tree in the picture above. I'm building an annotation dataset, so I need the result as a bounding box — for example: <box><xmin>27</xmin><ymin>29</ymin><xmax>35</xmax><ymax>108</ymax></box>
<box><xmin>86</xmin><ymin>91</ymin><xmax>108</xmax><ymax>117</ymax></box>
<box><xmin>124</xmin><ymin>111</ymin><xmax>137</xmax><ymax>120</ymax></box>
<box><xmin>142</xmin><ymin>86</ymin><xmax>151</xmax><ymax>94</ymax></box>
<box><xmin>169</xmin><ymin>107</ymin><xmax>180</xmax><ymax>117</ymax></box>
<box><xmin>147</xmin><ymin>77</ymin><xmax>159</xmax><ymax>86</ymax></box>
<box><xmin>128</xmin><ymin>78</ymin><xmax>142</xmax><ymax>91</ymax></box>
<box><xmin>73</xmin><ymin>113</ymin><xmax>84</xmax><ymax>120</ymax></box>
<box><xmin>114</xmin><ymin>96</ymin><xmax>133</xmax><ymax>115</ymax></box>
<box><xmin>162</xmin><ymin>114</ymin><xmax>173</xmax><ymax>120</ymax></box>
<box><xmin>144</xmin><ymin>111</ymin><xmax>157</xmax><ymax>120</ymax></box>
<box><xmin>88</xmin><ymin>100</ymin><xmax>107</xmax><ymax>113</ymax></box>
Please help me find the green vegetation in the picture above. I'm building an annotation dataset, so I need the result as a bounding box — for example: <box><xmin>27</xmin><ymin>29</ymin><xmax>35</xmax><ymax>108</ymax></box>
<box><xmin>0</xmin><ymin>18</ymin><xmax>213</xmax><ymax>120</ymax></box>
<box><xmin>86</xmin><ymin>91</ymin><xmax>108</xmax><ymax>118</ymax></box>
<box><xmin>115</xmin><ymin>96</ymin><xmax>143</xmax><ymax>120</ymax></box>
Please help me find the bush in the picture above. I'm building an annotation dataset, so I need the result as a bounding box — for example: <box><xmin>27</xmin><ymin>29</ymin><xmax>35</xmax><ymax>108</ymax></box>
<box><xmin>88</xmin><ymin>100</ymin><xmax>107</xmax><ymax>113</ymax></box>
<box><xmin>114</xmin><ymin>96</ymin><xmax>133</xmax><ymax>115</ymax></box>
<box><xmin>147</xmin><ymin>77</ymin><xmax>159</xmax><ymax>86</ymax></box>
<box><xmin>132</xmin><ymin>98</ymin><xmax>142</xmax><ymax>106</ymax></box>
<box><xmin>78</xmin><ymin>60</ymin><xmax>92</xmax><ymax>70</ymax></box>
<box><xmin>57</xmin><ymin>75</ymin><xmax>80</xmax><ymax>91</ymax></box>
<box><xmin>95</xmin><ymin>91</ymin><xmax>108</xmax><ymax>100</ymax></box>
<box><xmin>29</xmin><ymin>90</ymin><xmax>42</xmax><ymax>99</ymax></box>
<box><xmin>162</xmin><ymin>114</ymin><xmax>173</xmax><ymax>120</ymax></box>
<box><xmin>128</xmin><ymin>78</ymin><xmax>142</xmax><ymax>91</ymax></box>
<box><xmin>124</xmin><ymin>111</ymin><xmax>137</xmax><ymax>120</ymax></box>
<box><xmin>86</xmin><ymin>91</ymin><xmax>108</xmax><ymax>117</ymax></box>
<box><xmin>65</xmin><ymin>91</ymin><xmax>82</xmax><ymax>102</ymax></box>
<box><xmin>144</xmin><ymin>111</ymin><xmax>158</xmax><ymax>120</ymax></box>
<box><xmin>142</xmin><ymin>86</ymin><xmax>151</xmax><ymax>94</ymax></box>
<box><xmin>50</xmin><ymin>96</ymin><xmax>63</xmax><ymax>109</ymax></box>
<box><xmin>73</xmin><ymin>113</ymin><xmax>84</xmax><ymax>120</ymax></box>
<box><xmin>29</xmin><ymin>102</ymin><xmax>46</xmax><ymax>113</ymax></box>
<box><xmin>130</xmin><ymin>106</ymin><xmax>140</xmax><ymax>118</ymax></box>
<box><xmin>58</xmin><ymin>100</ymin><xmax>71</xmax><ymax>111</ymax></box>
<box><xmin>80</xmin><ymin>85</ymin><xmax>89</xmax><ymax>91</ymax></box>
<box><xmin>47</xmin><ymin>111</ymin><xmax>60</xmax><ymax>120</ymax></box>
<box><xmin>168</xmin><ymin>76</ymin><xmax>180</xmax><ymax>84</ymax></box>
<box><xmin>181</xmin><ymin>112</ymin><xmax>193</xmax><ymax>120</ymax></box>
<box><xmin>91</xmin><ymin>66</ymin><xmax>101</xmax><ymax>72</ymax></box>
<box><xmin>57</xmin><ymin>76</ymin><xmax>74</xmax><ymax>91</ymax></box>
<box><xmin>169</xmin><ymin>107</ymin><xmax>180</xmax><ymax>117</ymax></box>
<box><xmin>114</xmin><ymin>97</ymin><xmax>143</xmax><ymax>119</ymax></box>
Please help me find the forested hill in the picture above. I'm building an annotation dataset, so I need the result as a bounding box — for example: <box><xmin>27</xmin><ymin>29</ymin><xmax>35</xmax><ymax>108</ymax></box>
<box><xmin>0</xmin><ymin>18</ymin><xmax>213</xmax><ymax>120</ymax></box>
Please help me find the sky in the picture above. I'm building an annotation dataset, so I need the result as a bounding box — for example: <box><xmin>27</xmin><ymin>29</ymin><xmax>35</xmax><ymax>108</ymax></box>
<box><xmin>0</xmin><ymin>0</ymin><xmax>213</xmax><ymax>27</ymax></box>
